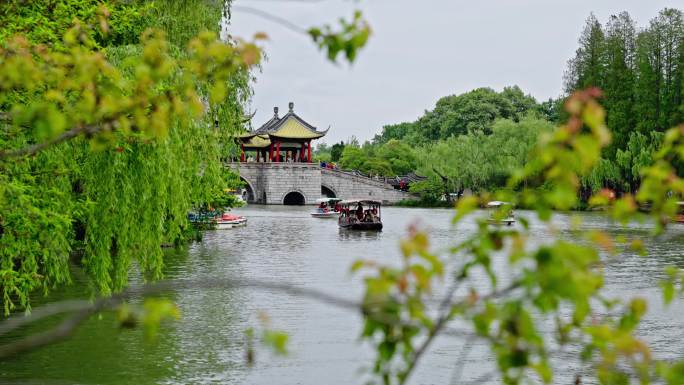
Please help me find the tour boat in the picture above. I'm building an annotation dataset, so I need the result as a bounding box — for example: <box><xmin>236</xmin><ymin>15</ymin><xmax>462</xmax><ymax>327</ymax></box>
<box><xmin>338</xmin><ymin>199</ymin><xmax>383</xmax><ymax>230</ymax></box>
<box><xmin>486</xmin><ymin>201</ymin><xmax>515</xmax><ymax>226</ymax></box>
<box><xmin>675</xmin><ymin>202</ymin><xmax>684</xmax><ymax>223</ymax></box>
<box><xmin>311</xmin><ymin>198</ymin><xmax>342</xmax><ymax>218</ymax></box>
<box><xmin>213</xmin><ymin>212</ymin><xmax>247</xmax><ymax>229</ymax></box>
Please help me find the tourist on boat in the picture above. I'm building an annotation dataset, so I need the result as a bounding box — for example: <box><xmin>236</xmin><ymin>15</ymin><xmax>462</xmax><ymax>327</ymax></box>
<box><xmin>356</xmin><ymin>204</ymin><xmax>364</xmax><ymax>220</ymax></box>
<box><xmin>363</xmin><ymin>210</ymin><xmax>373</xmax><ymax>222</ymax></box>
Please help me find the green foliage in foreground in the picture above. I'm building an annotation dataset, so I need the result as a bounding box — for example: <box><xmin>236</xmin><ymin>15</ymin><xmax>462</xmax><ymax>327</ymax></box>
<box><xmin>0</xmin><ymin>1</ymin><xmax>258</xmax><ymax>312</ymax></box>
<box><xmin>0</xmin><ymin>0</ymin><xmax>372</xmax><ymax>314</ymax></box>
<box><xmin>8</xmin><ymin>3</ymin><xmax>684</xmax><ymax>385</ymax></box>
<box><xmin>354</xmin><ymin>90</ymin><xmax>684</xmax><ymax>385</ymax></box>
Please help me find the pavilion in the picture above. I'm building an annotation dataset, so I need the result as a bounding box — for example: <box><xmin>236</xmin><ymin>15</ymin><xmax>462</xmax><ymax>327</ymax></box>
<box><xmin>238</xmin><ymin>102</ymin><xmax>328</xmax><ymax>163</ymax></box>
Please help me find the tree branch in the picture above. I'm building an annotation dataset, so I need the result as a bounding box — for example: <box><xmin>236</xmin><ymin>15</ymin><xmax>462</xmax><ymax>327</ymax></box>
<box><xmin>0</xmin><ymin>300</ymin><xmax>111</xmax><ymax>359</ymax></box>
<box><xmin>0</xmin><ymin>277</ymin><xmax>365</xmax><ymax>358</ymax></box>
<box><xmin>399</xmin><ymin>283</ymin><xmax>518</xmax><ymax>385</ymax></box>
<box><xmin>463</xmin><ymin>370</ymin><xmax>498</xmax><ymax>385</ymax></box>
<box><xmin>450</xmin><ymin>336</ymin><xmax>476</xmax><ymax>385</ymax></box>
<box><xmin>0</xmin><ymin>122</ymin><xmax>107</xmax><ymax>159</ymax></box>
<box><xmin>231</xmin><ymin>5</ymin><xmax>307</xmax><ymax>34</ymax></box>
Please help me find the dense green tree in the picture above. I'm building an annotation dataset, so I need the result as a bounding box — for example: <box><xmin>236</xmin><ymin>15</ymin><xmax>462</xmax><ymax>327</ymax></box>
<box><xmin>376</xmin><ymin>86</ymin><xmax>540</xmax><ymax>145</ymax></box>
<box><xmin>0</xmin><ymin>0</ymin><xmax>153</xmax><ymax>47</ymax></box>
<box><xmin>330</xmin><ymin>141</ymin><xmax>345</xmax><ymax>162</ymax></box>
<box><xmin>336</xmin><ymin>138</ymin><xmax>417</xmax><ymax>177</ymax></box>
<box><xmin>338</xmin><ymin>145</ymin><xmax>367</xmax><ymax>171</ymax></box>
<box><xmin>374</xmin><ymin>139</ymin><xmax>417</xmax><ymax>175</ymax></box>
<box><xmin>412</xmin><ymin>116</ymin><xmax>554</xmax><ymax>199</ymax></box>
<box><xmin>372</xmin><ymin>121</ymin><xmax>414</xmax><ymax>144</ymax></box>
<box><xmin>537</xmin><ymin>97</ymin><xmax>564</xmax><ymax>123</ymax></box>
<box><xmin>0</xmin><ymin>0</ymin><xmax>255</xmax><ymax>310</ymax></box>
<box><xmin>615</xmin><ymin>131</ymin><xmax>663</xmax><ymax>192</ymax></box>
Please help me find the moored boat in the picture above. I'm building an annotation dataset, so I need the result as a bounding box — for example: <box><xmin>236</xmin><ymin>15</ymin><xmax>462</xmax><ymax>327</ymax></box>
<box><xmin>338</xmin><ymin>199</ymin><xmax>383</xmax><ymax>230</ymax></box>
<box><xmin>486</xmin><ymin>201</ymin><xmax>515</xmax><ymax>226</ymax></box>
<box><xmin>188</xmin><ymin>210</ymin><xmax>246</xmax><ymax>229</ymax></box>
<box><xmin>311</xmin><ymin>198</ymin><xmax>342</xmax><ymax>218</ymax></box>
<box><xmin>675</xmin><ymin>202</ymin><xmax>684</xmax><ymax>223</ymax></box>
<box><xmin>213</xmin><ymin>212</ymin><xmax>247</xmax><ymax>229</ymax></box>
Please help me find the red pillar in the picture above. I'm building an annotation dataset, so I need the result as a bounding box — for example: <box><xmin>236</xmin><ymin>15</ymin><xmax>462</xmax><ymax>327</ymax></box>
<box><xmin>276</xmin><ymin>141</ymin><xmax>281</xmax><ymax>162</ymax></box>
<box><xmin>240</xmin><ymin>143</ymin><xmax>245</xmax><ymax>162</ymax></box>
<box><xmin>256</xmin><ymin>150</ymin><xmax>260</xmax><ymax>162</ymax></box>
<box><xmin>300</xmin><ymin>143</ymin><xmax>305</xmax><ymax>162</ymax></box>
<box><xmin>307</xmin><ymin>140</ymin><xmax>312</xmax><ymax>163</ymax></box>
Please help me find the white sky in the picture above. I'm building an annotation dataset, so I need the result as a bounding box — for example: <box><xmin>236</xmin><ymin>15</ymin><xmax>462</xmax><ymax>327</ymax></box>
<box><xmin>228</xmin><ymin>0</ymin><xmax>680</xmax><ymax>144</ymax></box>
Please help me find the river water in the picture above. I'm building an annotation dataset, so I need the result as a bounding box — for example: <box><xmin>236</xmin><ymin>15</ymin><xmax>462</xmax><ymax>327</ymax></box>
<box><xmin>1</xmin><ymin>206</ymin><xmax>684</xmax><ymax>385</ymax></box>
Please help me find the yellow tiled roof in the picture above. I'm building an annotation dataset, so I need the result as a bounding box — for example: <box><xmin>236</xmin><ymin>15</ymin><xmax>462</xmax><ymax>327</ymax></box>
<box><xmin>243</xmin><ymin>135</ymin><xmax>271</xmax><ymax>148</ymax></box>
<box><xmin>270</xmin><ymin>117</ymin><xmax>326</xmax><ymax>139</ymax></box>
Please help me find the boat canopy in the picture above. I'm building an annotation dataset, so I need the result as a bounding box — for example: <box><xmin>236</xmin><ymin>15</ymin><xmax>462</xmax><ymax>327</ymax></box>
<box><xmin>486</xmin><ymin>201</ymin><xmax>512</xmax><ymax>208</ymax></box>
<box><xmin>339</xmin><ymin>199</ymin><xmax>382</xmax><ymax>206</ymax></box>
<box><xmin>316</xmin><ymin>198</ymin><xmax>342</xmax><ymax>204</ymax></box>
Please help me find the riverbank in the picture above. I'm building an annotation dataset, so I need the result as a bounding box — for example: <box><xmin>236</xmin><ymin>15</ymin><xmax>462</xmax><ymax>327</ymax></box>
<box><xmin>394</xmin><ymin>195</ymin><xmax>599</xmax><ymax>211</ymax></box>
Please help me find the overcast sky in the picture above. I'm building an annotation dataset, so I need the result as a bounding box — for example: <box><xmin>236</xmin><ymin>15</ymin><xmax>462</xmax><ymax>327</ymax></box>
<box><xmin>228</xmin><ymin>0</ymin><xmax>679</xmax><ymax>145</ymax></box>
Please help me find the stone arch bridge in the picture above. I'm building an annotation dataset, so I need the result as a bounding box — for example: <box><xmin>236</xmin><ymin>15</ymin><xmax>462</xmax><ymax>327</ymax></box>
<box><xmin>227</xmin><ymin>162</ymin><xmax>414</xmax><ymax>205</ymax></box>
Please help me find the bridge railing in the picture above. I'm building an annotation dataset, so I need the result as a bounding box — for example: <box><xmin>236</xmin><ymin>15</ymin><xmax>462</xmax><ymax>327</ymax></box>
<box><xmin>321</xmin><ymin>167</ymin><xmax>403</xmax><ymax>191</ymax></box>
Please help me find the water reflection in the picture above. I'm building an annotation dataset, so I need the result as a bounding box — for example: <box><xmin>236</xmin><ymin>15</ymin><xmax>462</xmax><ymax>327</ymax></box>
<box><xmin>337</xmin><ymin>228</ymin><xmax>382</xmax><ymax>241</ymax></box>
<box><xmin>1</xmin><ymin>206</ymin><xmax>684</xmax><ymax>385</ymax></box>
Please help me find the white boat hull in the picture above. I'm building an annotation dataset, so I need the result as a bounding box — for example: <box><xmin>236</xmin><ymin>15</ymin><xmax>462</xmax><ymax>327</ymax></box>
<box><xmin>310</xmin><ymin>212</ymin><xmax>339</xmax><ymax>218</ymax></box>
<box><xmin>487</xmin><ymin>218</ymin><xmax>515</xmax><ymax>226</ymax></box>
<box><xmin>214</xmin><ymin>218</ymin><xmax>247</xmax><ymax>229</ymax></box>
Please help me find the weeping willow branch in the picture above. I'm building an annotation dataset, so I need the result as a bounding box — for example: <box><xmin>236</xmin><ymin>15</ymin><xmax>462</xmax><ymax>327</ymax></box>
<box><xmin>0</xmin><ymin>122</ymin><xmax>109</xmax><ymax>159</ymax></box>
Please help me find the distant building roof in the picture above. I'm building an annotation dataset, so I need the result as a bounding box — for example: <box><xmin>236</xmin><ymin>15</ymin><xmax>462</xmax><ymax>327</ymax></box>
<box><xmin>239</xmin><ymin>102</ymin><xmax>328</xmax><ymax>144</ymax></box>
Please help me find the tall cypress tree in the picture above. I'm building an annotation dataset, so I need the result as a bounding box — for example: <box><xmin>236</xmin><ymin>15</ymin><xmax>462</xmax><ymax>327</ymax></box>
<box><xmin>603</xmin><ymin>12</ymin><xmax>637</xmax><ymax>156</ymax></box>
<box><xmin>655</xmin><ymin>9</ymin><xmax>684</xmax><ymax>129</ymax></box>
<box><xmin>564</xmin><ymin>13</ymin><xmax>607</xmax><ymax>93</ymax></box>
<box><xmin>634</xmin><ymin>9</ymin><xmax>684</xmax><ymax>132</ymax></box>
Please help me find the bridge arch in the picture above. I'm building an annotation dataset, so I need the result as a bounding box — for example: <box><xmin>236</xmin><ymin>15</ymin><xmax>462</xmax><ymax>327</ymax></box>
<box><xmin>321</xmin><ymin>184</ymin><xmax>337</xmax><ymax>198</ymax></box>
<box><xmin>282</xmin><ymin>190</ymin><xmax>306</xmax><ymax>205</ymax></box>
<box><xmin>240</xmin><ymin>176</ymin><xmax>256</xmax><ymax>203</ymax></box>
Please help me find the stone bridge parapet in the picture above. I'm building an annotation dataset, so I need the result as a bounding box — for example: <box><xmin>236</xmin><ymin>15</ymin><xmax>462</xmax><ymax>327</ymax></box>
<box><xmin>226</xmin><ymin>162</ymin><xmax>415</xmax><ymax>205</ymax></box>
